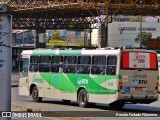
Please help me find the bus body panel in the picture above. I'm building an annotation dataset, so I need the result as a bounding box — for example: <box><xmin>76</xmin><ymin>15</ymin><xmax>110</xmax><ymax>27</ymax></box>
<box><xmin>119</xmin><ymin>50</ymin><xmax>159</xmax><ymax>103</ymax></box>
<box><xmin>19</xmin><ymin>56</ymin><xmax>30</xmax><ymax>96</ymax></box>
<box><xmin>29</xmin><ymin>72</ymin><xmax>50</xmax><ymax>98</ymax></box>
<box><xmin>157</xmin><ymin>54</ymin><xmax>160</xmax><ymax>92</ymax></box>
<box><xmin>119</xmin><ymin>70</ymin><xmax>159</xmax><ymax>103</ymax></box>
<box><xmin>18</xmin><ymin>49</ymin><xmax>159</xmax><ymax>106</ymax></box>
<box><xmin>49</xmin><ymin>73</ymin><xmax>77</xmax><ymax>100</ymax></box>
<box><xmin>19</xmin><ymin>76</ymin><xmax>30</xmax><ymax>96</ymax></box>
<box><xmin>87</xmin><ymin>74</ymin><xmax>119</xmax><ymax>103</ymax></box>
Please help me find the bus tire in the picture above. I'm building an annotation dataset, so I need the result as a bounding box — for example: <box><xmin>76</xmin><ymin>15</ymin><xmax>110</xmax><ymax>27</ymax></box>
<box><xmin>109</xmin><ymin>101</ymin><xmax>125</xmax><ymax>109</ymax></box>
<box><xmin>78</xmin><ymin>89</ymin><xmax>88</xmax><ymax>107</ymax></box>
<box><xmin>32</xmin><ymin>86</ymin><xmax>42</xmax><ymax>102</ymax></box>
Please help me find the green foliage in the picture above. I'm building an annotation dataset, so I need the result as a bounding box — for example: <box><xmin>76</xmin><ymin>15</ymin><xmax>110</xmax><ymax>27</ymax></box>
<box><xmin>51</xmin><ymin>30</ymin><xmax>63</xmax><ymax>40</ymax></box>
<box><xmin>129</xmin><ymin>16</ymin><xmax>141</xmax><ymax>22</ymax></box>
<box><xmin>46</xmin><ymin>39</ymin><xmax>84</xmax><ymax>48</ymax></box>
<box><xmin>135</xmin><ymin>32</ymin><xmax>152</xmax><ymax>47</ymax></box>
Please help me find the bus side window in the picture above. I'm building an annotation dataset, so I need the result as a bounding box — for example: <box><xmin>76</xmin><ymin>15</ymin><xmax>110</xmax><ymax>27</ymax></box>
<box><xmin>106</xmin><ymin>56</ymin><xmax>117</xmax><ymax>75</ymax></box>
<box><xmin>39</xmin><ymin>56</ymin><xmax>51</xmax><ymax>72</ymax></box>
<box><xmin>91</xmin><ymin>56</ymin><xmax>106</xmax><ymax>75</ymax></box>
<box><xmin>64</xmin><ymin>56</ymin><xmax>76</xmax><ymax>73</ymax></box>
<box><xmin>51</xmin><ymin>56</ymin><xmax>63</xmax><ymax>73</ymax></box>
<box><xmin>29</xmin><ymin>56</ymin><xmax>39</xmax><ymax>72</ymax></box>
<box><xmin>77</xmin><ymin>56</ymin><xmax>91</xmax><ymax>74</ymax></box>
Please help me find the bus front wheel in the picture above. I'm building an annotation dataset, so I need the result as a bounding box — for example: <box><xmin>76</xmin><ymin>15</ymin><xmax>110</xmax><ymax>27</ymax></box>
<box><xmin>32</xmin><ymin>86</ymin><xmax>42</xmax><ymax>102</ymax></box>
<box><xmin>78</xmin><ymin>89</ymin><xmax>88</xmax><ymax>107</ymax></box>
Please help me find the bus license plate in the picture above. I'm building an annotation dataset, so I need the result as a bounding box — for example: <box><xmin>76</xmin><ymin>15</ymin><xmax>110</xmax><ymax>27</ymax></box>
<box><xmin>135</xmin><ymin>87</ymin><xmax>142</xmax><ymax>91</ymax></box>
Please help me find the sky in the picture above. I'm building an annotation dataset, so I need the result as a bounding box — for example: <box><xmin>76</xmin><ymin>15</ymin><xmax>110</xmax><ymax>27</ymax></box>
<box><xmin>144</xmin><ymin>16</ymin><xmax>158</xmax><ymax>22</ymax></box>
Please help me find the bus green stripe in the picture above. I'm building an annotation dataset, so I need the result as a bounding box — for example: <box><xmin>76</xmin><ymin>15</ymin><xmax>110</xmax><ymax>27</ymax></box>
<box><xmin>32</xmin><ymin>50</ymin><xmax>56</xmax><ymax>56</ymax></box>
<box><xmin>32</xmin><ymin>50</ymin><xmax>82</xmax><ymax>56</ymax></box>
<box><xmin>40</xmin><ymin>73</ymin><xmax>118</xmax><ymax>94</ymax></box>
<box><xmin>59</xmin><ymin>50</ymin><xmax>82</xmax><ymax>55</ymax></box>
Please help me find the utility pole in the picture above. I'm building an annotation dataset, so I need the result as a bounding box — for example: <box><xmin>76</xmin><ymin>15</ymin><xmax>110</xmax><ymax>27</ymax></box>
<box><xmin>36</xmin><ymin>30</ymin><xmax>39</xmax><ymax>48</ymax></box>
<box><xmin>0</xmin><ymin>4</ymin><xmax>12</xmax><ymax>119</ymax></box>
<box><xmin>139</xmin><ymin>0</ymin><xmax>143</xmax><ymax>48</ymax></box>
<box><xmin>139</xmin><ymin>15</ymin><xmax>142</xmax><ymax>48</ymax></box>
<box><xmin>105</xmin><ymin>0</ymin><xmax>109</xmax><ymax>47</ymax></box>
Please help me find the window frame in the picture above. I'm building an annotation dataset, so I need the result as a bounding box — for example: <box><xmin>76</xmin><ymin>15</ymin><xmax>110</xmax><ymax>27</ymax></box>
<box><xmin>29</xmin><ymin>56</ymin><xmax>39</xmax><ymax>72</ymax></box>
<box><xmin>91</xmin><ymin>55</ymin><xmax>106</xmax><ymax>75</ymax></box>
<box><xmin>106</xmin><ymin>55</ymin><xmax>117</xmax><ymax>75</ymax></box>
<box><xmin>77</xmin><ymin>55</ymin><xmax>91</xmax><ymax>74</ymax></box>
<box><xmin>121</xmin><ymin>52</ymin><xmax>158</xmax><ymax>70</ymax></box>
<box><xmin>39</xmin><ymin>56</ymin><xmax>51</xmax><ymax>72</ymax></box>
<box><xmin>63</xmin><ymin>56</ymin><xmax>77</xmax><ymax>73</ymax></box>
<box><xmin>51</xmin><ymin>56</ymin><xmax>64</xmax><ymax>73</ymax></box>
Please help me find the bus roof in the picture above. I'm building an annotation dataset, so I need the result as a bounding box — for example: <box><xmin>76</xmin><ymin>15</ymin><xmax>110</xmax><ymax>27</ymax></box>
<box><xmin>21</xmin><ymin>49</ymin><xmax>157</xmax><ymax>56</ymax></box>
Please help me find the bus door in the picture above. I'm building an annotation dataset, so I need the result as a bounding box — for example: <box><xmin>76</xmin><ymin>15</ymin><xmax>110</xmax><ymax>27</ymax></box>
<box><xmin>120</xmin><ymin>51</ymin><xmax>158</xmax><ymax>96</ymax></box>
<box><xmin>19</xmin><ymin>57</ymin><xmax>30</xmax><ymax>96</ymax></box>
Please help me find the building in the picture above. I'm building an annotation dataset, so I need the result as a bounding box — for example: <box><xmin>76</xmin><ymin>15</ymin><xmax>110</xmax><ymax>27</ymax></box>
<box><xmin>91</xmin><ymin>21</ymin><xmax>160</xmax><ymax>47</ymax></box>
<box><xmin>12</xmin><ymin>29</ymin><xmax>35</xmax><ymax>68</ymax></box>
<box><xmin>12</xmin><ymin>29</ymin><xmax>34</xmax><ymax>45</ymax></box>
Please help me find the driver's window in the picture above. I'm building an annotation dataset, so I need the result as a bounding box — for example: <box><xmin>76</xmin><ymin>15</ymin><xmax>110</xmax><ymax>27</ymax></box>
<box><xmin>20</xmin><ymin>58</ymin><xmax>29</xmax><ymax>77</ymax></box>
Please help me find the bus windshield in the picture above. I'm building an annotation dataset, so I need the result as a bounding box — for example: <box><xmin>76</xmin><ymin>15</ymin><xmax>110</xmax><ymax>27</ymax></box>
<box><xmin>121</xmin><ymin>52</ymin><xmax>157</xmax><ymax>70</ymax></box>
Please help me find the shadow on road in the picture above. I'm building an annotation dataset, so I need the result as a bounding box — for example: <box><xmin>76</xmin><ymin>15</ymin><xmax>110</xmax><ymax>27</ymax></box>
<box><xmin>40</xmin><ymin>99</ymin><xmax>160</xmax><ymax>113</ymax></box>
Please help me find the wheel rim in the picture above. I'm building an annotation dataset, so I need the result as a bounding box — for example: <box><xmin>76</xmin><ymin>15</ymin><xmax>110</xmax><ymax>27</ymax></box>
<box><xmin>80</xmin><ymin>92</ymin><xmax>86</xmax><ymax>104</ymax></box>
<box><xmin>33</xmin><ymin>89</ymin><xmax>38</xmax><ymax>99</ymax></box>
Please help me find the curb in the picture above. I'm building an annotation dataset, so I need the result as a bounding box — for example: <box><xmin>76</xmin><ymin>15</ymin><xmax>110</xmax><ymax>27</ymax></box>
<box><xmin>11</xmin><ymin>104</ymin><xmax>44</xmax><ymax>111</ymax></box>
<box><xmin>11</xmin><ymin>104</ymin><xmax>89</xmax><ymax>120</ymax></box>
<box><xmin>11</xmin><ymin>84</ymin><xmax>18</xmax><ymax>87</ymax></box>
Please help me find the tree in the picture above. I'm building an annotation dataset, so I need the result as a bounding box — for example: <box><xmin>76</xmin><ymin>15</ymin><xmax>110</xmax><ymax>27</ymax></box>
<box><xmin>135</xmin><ymin>32</ymin><xmax>152</xmax><ymax>47</ymax></box>
<box><xmin>129</xmin><ymin>16</ymin><xmax>141</xmax><ymax>22</ymax></box>
<box><xmin>129</xmin><ymin>16</ymin><xmax>145</xmax><ymax>22</ymax></box>
<box><xmin>51</xmin><ymin>30</ymin><xmax>63</xmax><ymax>40</ymax></box>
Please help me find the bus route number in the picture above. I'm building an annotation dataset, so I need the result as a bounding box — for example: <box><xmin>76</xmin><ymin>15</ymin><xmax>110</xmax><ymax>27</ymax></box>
<box><xmin>81</xmin><ymin>79</ymin><xmax>88</xmax><ymax>84</ymax></box>
<box><xmin>108</xmin><ymin>82</ymin><xmax>113</xmax><ymax>86</ymax></box>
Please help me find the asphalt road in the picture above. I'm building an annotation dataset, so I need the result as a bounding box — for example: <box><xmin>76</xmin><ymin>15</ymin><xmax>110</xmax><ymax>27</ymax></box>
<box><xmin>11</xmin><ymin>87</ymin><xmax>160</xmax><ymax>120</ymax></box>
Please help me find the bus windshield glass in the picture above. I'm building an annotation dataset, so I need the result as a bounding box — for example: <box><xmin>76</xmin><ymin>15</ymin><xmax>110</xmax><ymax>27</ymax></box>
<box><xmin>121</xmin><ymin>52</ymin><xmax>157</xmax><ymax>70</ymax></box>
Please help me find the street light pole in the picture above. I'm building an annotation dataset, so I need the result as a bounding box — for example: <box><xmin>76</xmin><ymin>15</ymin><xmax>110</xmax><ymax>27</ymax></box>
<box><xmin>139</xmin><ymin>0</ymin><xmax>142</xmax><ymax>48</ymax></box>
<box><xmin>139</xmin><ymin>15</ymin><xmax>142</xmax><ymax>48</ymax></box>
<box><xmin>105</xmin><ymin>0</ymin><xmax>109</xmax><ymax>47</ymax></box>
<box><xmin>120</xmin><ymin>28</ymin><xmax>124</xmax><ymax>46</ymax></box>
<box><xmin>0</xmin><ymin>4</ymin><xmax>12</xmax><ymax>116</ymax></box>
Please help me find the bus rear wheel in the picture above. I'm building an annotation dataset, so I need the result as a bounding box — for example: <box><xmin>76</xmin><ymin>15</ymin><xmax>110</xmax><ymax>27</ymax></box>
<box><xmin>78</xmin><ymin>89</ymin><xmax>88</xmax><ymax>107</ymax></box>
<box><xmin>32</xmin><ymin>86</ymin><xmax>42</xmax><ymax>102</ymax></box>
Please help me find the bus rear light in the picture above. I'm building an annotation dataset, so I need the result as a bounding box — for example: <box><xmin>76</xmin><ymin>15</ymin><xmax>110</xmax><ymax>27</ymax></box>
<box><xmin>119</xmin><ymin>82</ymin><xmax>123</xmax><ymax>90</ymax></box>
<box><xmin>119</xmin><ymin>82</ymin><xmax>122</xmax><ymax>86</ymax></box>
<box><xmin>120</xmin><ymin>86</ymin><xmax>123</xmax><ymax>89</ymax></box>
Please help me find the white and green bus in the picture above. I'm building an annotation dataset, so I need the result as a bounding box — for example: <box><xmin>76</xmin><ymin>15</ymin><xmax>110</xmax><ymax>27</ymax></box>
<box><xmin>19</xmin><ymin>48</ymin><xmax>159</xmax><ymax>108</ymax></box>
